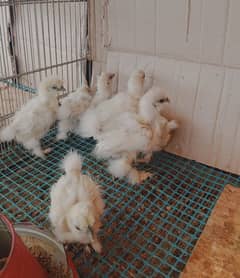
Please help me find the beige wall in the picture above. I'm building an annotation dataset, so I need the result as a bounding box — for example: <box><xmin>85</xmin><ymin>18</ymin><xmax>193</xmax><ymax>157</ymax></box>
<box><xmin>93</xmin><ymin>0</ymin><xmax>240</xmax><ymax>174</ymax></box>
<box><xmin>94</xmin><ymin>0</ymin><xmax>240</xmax><ymax>68</ymax></box>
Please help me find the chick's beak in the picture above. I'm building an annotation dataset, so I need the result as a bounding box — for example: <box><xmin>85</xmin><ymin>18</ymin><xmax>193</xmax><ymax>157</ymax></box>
<box><xmin>87</xmin><ymin>226</ymin><xmax>94</xmax><ymax>242</ymax></box>
<box><xmin>157</xmin><ymin>97</ymin><xmax>170</xmax><ymax>104</ymax></box>
<box><xmin>109</xmin><ymin>73</ymin><xmax>115</xmax><ymax>80</ymax></box>
<box><xmin>59</xmin><ymin>85</ymin><xmax>66</xmax><ymax>91</ymax></box>
<box><xmin>60</xmin><ymin>85</ymin><xmax>66</xmax><ymax>92</ymax></box>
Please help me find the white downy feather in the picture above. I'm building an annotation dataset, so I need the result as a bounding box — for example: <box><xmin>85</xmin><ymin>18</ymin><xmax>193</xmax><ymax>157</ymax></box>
<box><xmin>49</xmin><ymin>151</ymin><xmax>105</xmax><ymax>253</ymax></box>
<box><xmin>89</xmin><ymin>72</ymin><xmax>115</xmax><ymax>108</ymax></box>
<box><xmin>139</xmin><ymin>86</ymin><xmax>169</xmax><ymax>123</ymax></box>
<box><xmin>0</xmin><ymin>76</ymin><xmax>65</xmax><ymax>158</ymax></box>
<box><xmin>57</xmin><ymin>79</ymin><xmax>93</xmax><ymax>140</ymax></box>
<box><xmin>94</xmin><ymin>87</ymin><xmax>178</xmax><ymax>161</ymax></box>
<box><xmin>94</xmin><ymin>121</ymin><xmax>151</xmax><ymax>160</ymax></box>
<box><xmin>108</xmin><ymin>152</ymin><xmax>152</xmax><ymax>184</ymax></box>
<box><xmin>77</xmin><ymin>70</ymin><xmax>145</xmax><ymax>138</ymax></box>
<box><xmin>62</xmin><ymin>150</ymin><xmax>83</xmax><ymax>176</ymax></box>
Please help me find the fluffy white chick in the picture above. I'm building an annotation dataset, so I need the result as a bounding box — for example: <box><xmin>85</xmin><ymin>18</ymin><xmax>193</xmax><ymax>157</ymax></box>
<box><xmin>77</xmin><ymin>69</ymin><xmax>145</xmax><ymax>138</ymax></box>
<box><xmin>49</xmin><ymin>151</ymin><xmax>105</xmax><ymax>253</ymax></box>
<box><xmin>89</xmin><ymin>72</ymin><xmax>115</xmax><ymax>108</ymax></box>
<box><xmin>0</xmin><ymin>76</ymin><xmax>65</xmax><ymax>158</ymax></box>
<box><xmin>93</xmin><ymin>87</ymin><xmax>177</xmax><ymax>160</ymax></box>
<box><xmin>134</xmin><ymin>87</ymin><xmax>174</xmax><ymax>162</ymax></box>
<box><xmin>95</xmin><ymin>88</ymin><xmax>179</xmax><ymax>183</ymax></box>
<box><xmin>57</xmin><ymin>79</ymin><xmax>93</xmax><ymax>140</ymax></box>
<box><xmin>142</xmin><ymin>89</ymin><xmax>178</xmax><ymax>160</ymax></box>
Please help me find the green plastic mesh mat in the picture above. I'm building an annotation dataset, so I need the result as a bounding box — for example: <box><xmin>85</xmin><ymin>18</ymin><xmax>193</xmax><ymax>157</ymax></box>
<box><xmin>0</xmin><ymin>127</ymin><xmax>239</xmax><ymax>277</ymax></box>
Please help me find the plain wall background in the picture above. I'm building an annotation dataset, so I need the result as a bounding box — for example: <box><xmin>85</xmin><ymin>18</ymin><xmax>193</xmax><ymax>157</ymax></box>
<box><xmin>92</xmin><ymin>0</ymin><xmax>240</xmax><ymax>175</ymax></box>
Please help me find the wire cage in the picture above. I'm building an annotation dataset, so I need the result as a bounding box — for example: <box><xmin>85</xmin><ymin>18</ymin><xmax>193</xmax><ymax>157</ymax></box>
<box><xmin>0</xmin><ymin>0</ymin><xmax>88</xmax><ymax>132</ymax></box>
<box><xmin>0</xmin><ymin>1</ymin><xmax>240</xmax><ymax>278</ymax></box>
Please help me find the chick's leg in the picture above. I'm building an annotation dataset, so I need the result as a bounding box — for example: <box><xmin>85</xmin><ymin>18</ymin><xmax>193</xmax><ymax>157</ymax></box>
<box><xmin>55</xmin><ymin>230</ymin><xmax>80</xmax><ymax>243</ymax></box>
<box><xmin>43</xmin><ymin>147</ymin><xmax>52</xmax><ymax>155</ymax></box>
<box><xmin>128</xmin><ymin>168</ymin><xmax>152</xmax><ymax>184</ymax></box>
<box><xmin>57</xmin><ymin>119</ymin><xmax>71</xmax><ymax>140</ymax></box>
<box><xmin>136</xmin><ymin>152</ymin><xmax>153</xmax><ymax>163</ymax></box>
<box><xmin>138</xmin><ymin>170</ymin><xmax>152</xmax><ymax>182</ymax></box>
<box><xmin>91</xmin><ymin>234</ymin><xmax>102</xmax><ymax>253</ymax></box>
<box><xmin>84</xmin><ymin>245</ymin><xmax>91</xmax><ymax>254</ymax></box>
<box><xmin>24</xmin><ymin>139</ymin><xmax>44</xmax><ymax>158</ymax></box>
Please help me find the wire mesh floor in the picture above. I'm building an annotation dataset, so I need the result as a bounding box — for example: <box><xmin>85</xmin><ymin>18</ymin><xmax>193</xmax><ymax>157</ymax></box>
<box><xmin>0</xmin><ymin>128</ymin><xmax>239</xmax><ymax>277</ymax></box>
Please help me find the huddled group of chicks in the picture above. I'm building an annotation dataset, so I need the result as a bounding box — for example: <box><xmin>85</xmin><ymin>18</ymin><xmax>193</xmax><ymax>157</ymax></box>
<box><xmin>0</xmin><ymin>69</ymin><xmax>179</xmax><ymax>253</ymax></box>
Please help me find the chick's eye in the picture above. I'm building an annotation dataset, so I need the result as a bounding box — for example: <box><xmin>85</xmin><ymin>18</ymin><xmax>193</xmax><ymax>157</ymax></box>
<box><xmin>52</xmin><ymin>86</ymin><xmax>58</xmax><ymax>90</ymax></box>
<box><xmin>75</xmin><ymin>226</ymin><xmax>81</xmax><ymax>231</ymax></box>
<box><xmin>159</xmin><ymin>99</ymin><xmax>165</xmax><ymax>103</ymax></box>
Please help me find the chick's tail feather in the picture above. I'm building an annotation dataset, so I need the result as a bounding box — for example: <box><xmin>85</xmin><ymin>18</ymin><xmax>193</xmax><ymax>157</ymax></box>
<box><xmin>62</xmin><ymin>151</ymin><xmax>83</xmax><ymax>176</ymax></box>
<box><xmin>0</xmin><ymin>126</ymin><xmax>16</xmax><ymax>142</ymax></box>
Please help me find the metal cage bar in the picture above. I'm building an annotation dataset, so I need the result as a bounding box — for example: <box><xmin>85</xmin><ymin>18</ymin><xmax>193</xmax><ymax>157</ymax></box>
<box><xmin>0</xmin><ymin>0</ymin><xmax>89</xmax><ymax>130</ymax></box>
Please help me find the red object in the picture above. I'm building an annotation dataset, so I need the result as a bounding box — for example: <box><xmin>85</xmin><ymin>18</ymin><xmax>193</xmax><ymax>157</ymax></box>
<box><xmin>67</xmin><ymin>254</ymin><xmax>79</xmax><ymax>278</ymax></box>
<box><xmin>0</xmin><ymin>214</ymin><xmax>48</xmax><ymax>278</ymax></box>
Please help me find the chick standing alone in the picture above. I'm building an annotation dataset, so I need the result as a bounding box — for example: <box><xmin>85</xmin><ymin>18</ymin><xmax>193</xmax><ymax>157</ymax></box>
<box><xmin>0</xmin><ymin>76</ymin><xmax>65</xmax><ymax>158</ymax></box>
<box><xmin>49</xmin><ymin>151</ymin><xmax>105</xmax><ymax>253</ymax></box>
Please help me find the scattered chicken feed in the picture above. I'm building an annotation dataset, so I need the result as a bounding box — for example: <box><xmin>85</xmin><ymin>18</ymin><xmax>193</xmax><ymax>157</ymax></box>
<box><xmin>20</xmin><ymin>235</ymin><xmax>70</xmax><ymax>278</ymax></box>
<box><xmin>1</xmin><ymin>130</ymin><xmax>239</xmax><ymax>276</ymax></box>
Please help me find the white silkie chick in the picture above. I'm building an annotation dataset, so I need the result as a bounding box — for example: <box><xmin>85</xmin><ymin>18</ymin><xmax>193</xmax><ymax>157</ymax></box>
<box><xmin>96</xmin><ymin>88</ymin><xmax>179</xmax><ymax>183</ymax></box>
<box><xmin>89</xmin><ymin>72</ymin><xmax>115</xmax><ymax>108</ymax></box>
<box><xmin>94</xmin><ymin>87</ymin><xmax>178</xmax><ymax>160</ymax></box>
<box><xmin>142</xmin><ymin>89</ymin><xmax>179</xmax><ymax>161</ymax></box>
<box><xmin>77</xmin><ymin>69</ymin><xmax>145</xmax><ymax>138</ymax></box>
<box><xmin>0</xmin><ymin>76</ymin><xmax>65</xmax><ymax>158</ymax></box>
<box><xmin>49</xmin><ymin>151</ymin><xmax>105</xmax><ymax>253</ymax></box>
<box><xmin>57</xmin><ymin>79</ymin><xmax>93</xmax><ymax>141</ymax></box>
